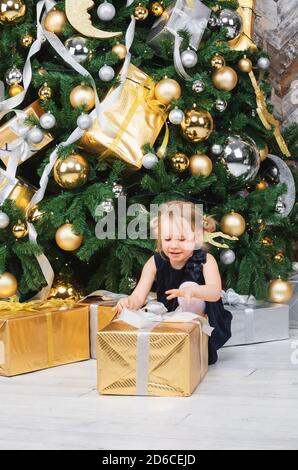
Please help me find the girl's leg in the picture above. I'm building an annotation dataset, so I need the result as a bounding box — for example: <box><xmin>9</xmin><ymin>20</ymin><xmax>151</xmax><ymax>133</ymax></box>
<box><xmin>177</xmin><ymin>281</ymin><xmax>206</xmax><ymax>315</ymax></box>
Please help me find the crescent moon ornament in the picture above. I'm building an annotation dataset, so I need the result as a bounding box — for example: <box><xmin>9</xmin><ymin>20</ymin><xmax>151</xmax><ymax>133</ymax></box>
<box><xmin>65</xmin><ymin>0</ymin><xmax>122</xmax><ymax>39</ymax></box>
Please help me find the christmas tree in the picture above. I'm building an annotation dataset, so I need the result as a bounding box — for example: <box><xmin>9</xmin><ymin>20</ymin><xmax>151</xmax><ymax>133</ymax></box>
<box><xmin>0</xmin><ymin>0</ymin><xmax>297</xmax><ymax>302</ymax></box>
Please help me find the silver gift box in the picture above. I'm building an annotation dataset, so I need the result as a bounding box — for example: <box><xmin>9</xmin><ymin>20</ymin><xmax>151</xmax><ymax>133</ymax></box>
<box><xmin>288</xmin><ymin>275</ymin><xmax>298</xmax><ymax>328</ymax></box>
<box><xmin>223</xmin><ymin>302</ymin><xmax>289</xmax><ymax>347</ymax></box>
<box><xmin>147</xmin><ymin>0</ymin><xmax>211</xmax><ymax>56</ymax></box>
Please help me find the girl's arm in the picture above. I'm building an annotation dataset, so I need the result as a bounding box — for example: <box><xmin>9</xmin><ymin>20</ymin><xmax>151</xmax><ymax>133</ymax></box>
<box><xmin>166</xmin><ymin>253</ymin><xmax>222</xmax><ymax>303</ymax></box>
<box><xmin>113</xmin><ymin>256</ymin><xmax>157</xmax><ymax>312</ymax></box>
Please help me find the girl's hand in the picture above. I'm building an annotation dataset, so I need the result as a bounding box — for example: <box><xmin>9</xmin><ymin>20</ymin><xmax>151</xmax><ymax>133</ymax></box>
<box><xmin>112</xmin><ymin>295</ymin><xmax>141</xmax><ymax>313</ymax></box>
<box><xmin>165</xmin><ymin>286</ymin><xmax>198</xmax><ymax>304</ymax></box>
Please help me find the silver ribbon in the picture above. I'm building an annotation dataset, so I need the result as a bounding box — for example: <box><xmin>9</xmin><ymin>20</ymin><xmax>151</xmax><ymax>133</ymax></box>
<box><xmin>221</xmin><ymin>288</ymin><xmax>257</xmax><ymax>306</ymax></box>
<box><xmin>117</xmin><ymin>301</ymin><xmax>213</xmax><ymax>395</ymax></box>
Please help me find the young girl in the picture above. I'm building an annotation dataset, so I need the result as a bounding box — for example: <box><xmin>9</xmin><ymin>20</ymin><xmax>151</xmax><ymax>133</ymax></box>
<box><xmin>114</xmin><ymin>200</ymin><xmax>232</xmax><ymax>364</ymax></box>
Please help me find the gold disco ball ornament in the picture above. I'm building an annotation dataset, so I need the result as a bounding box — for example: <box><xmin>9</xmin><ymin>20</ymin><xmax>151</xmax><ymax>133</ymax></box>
<box><xmin>53</xmin><ymin>153</ymin><xmax>89</xmax><ymax>189</ymax></box>
<box><xmin>169</xmin><ymin>152</ymin><xmax>189</xmax><ymax>172</ymax></box>
<box><xmin>181</xmin><ymin>106</ymin><xmax>213</xmax><ymax>143</ymax></box>
<box><xmin>0</xmin><ymin>272</ymin><xmax>18</xmax><ymax>298</ymax></box>
<box><xmin>150</xmin><ymin>1</ymin><xmax>164</xmax><ymax>16</ymax></box>
<box><xmin>12</xmin><ymin>220</ymin><xmax>28</xmax><ymax>239</ymax></box>
<box><xmin>0</xmin><ymin>0</ymin><xmax>26</xmax><ymax>24</ymax></box>
<box><xmin>27</xmin><ymin>205</ymin><xmax>44</xmax><ymax>223</ymax></box>
<box><xmin>189</xmin><ymin>154</ymin><xmax>213</xmax><ymax>177</ymax></box>
<box><xmin>70</xmin><ymin>84</ymin><xmax>95</xmax><ymax>111</ymax></box>
<box><xmin>44</xmin><ymin>8</ymin><xmax>67</xmax><ymax>34</ymax></box>
<box><xmin>49</xmin><ymin>280</ymin><xmax>81</xmax><ymax>301</ymax></box>
<box><xmin>268</xmin><ymin>278</ymin><xmax>293</xmax><ymax>303</ymax></box>
<box><xmin>38</xmin><ymin>82</ymin><xmax>52</xmax><ymax>101</ymax></box>
<box><xmin>154</xmin><ymin>77</ymin><xmax>182</xmax><ymax>105</ymax></box>
<box><xmin>134</xmin><ymin>3</ymin><xmax>149</xmax><ymax>21</ymax></box>
<box><xmin>212</xmin><ymin>66</ymin><xmax>238</xmax><ymax>91</ymax></box>
<box><xmin>55</xmin><ymin>223</ymin><xmax>83</xmax><ymax>251</ymax></box>
<box><xmin>220</xmin><ymin>211</ymin><xmax>246</xmax><ymax>237</ymax></box>
<box><xmin>20</xmin><ymin>32</ymin><xmax>34</xmax><ymax>47</ymax></box>
<box><xmin>211</xmin><ymin>54</ymin><xmax>225</xmax><ymax>70</ymax></box>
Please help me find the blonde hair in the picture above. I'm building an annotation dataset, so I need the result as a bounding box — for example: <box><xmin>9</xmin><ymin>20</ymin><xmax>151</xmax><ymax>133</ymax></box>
<box><xmin>150</xmin><ymin>200</ymin><xmax>216</xmax><ymax>257</ymax></box>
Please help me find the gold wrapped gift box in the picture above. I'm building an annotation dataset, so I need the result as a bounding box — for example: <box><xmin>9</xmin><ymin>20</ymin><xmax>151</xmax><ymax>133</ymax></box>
<box><xmin>97</xmin><ymin>317</ymin><xmax>209</xmax><ymax>397</ymax></box>
<box><xmin>0</xmin><ymin>303</ymin><xmax>90</xmax><ymax>377</ymax></box>
<box><xmin>80</xmin><ymin>64</ymin><xmax>167</xmax><ymax>169</ymax></box>
<box><xmin>0</xmin><ymin>168</ymin><xmax>36</xmax><ymax>213</ymax></box>
<box><xmin>0</xmin><ymin>100</ymin><xmax>53</xmax><ymax>167</ymax></box>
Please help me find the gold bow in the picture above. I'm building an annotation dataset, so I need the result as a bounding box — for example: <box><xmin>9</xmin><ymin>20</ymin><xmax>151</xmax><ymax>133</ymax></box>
<box><xmin>0</xmin><ymin>297</ymin><xmax>76</xmax><ymax>312</ymax></box>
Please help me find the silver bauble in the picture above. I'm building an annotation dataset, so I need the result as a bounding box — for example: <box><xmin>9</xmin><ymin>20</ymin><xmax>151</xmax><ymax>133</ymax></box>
<box><xmin>218</xmin><ymin>9</ymin><xmax>243</xmax><ymax>40</ymax></box>
<box><xmin>5</xmin><ymin>66</ymin><xmax>22</xmax><ymax>85</ymax></box>
<box><xmin>98</xmin><ymin>198</ymin><xmax>114</xmax><ymax>213</ymax></box>
<box><xmin>257</xmin><ymin>57</ymin><xmax>270</xmax><ymax>70</ymax></box>
<box><xmin>292</xmin><ymin>261</ymin><xmax>298</xmax><ymax>272</ymax></box>
<box><xmin>65</xmin><ymin>36</ymin><xmax>90</xmax><ymax>64</ymax></box>
<box><xmin>98</xmin><ymin>64</ymin><xmax>115</xmax><ymax>81</ymax></box>
<box><xmin>214</xmin><ymin>98</ymin><xmax>227</xmax><ymax>112</ymax></box>
<box><xmin>97</xmin><ymin>1</ymin><xmax>116</xmax><ymax>21</ymax></box>
<box><xmin>26</xmin><ymin>127</ymin><xmax>44</xmax><ymax>144</ymax></box>
<box><xmin>221</xmin><ymin>135</ymin><xmax>260</xmax><ymax>180</ymax></box>
<box><xmin>181</xmin><ymin>49</ymin><xmax>198</xmax><ymax>68</ymax></box>
<box><xmin>0</xmin><ymin>212</ymin><xmax>9</xmax><ymax>229</ymax></box>
<box><xmin>220</xmin><ymin>249</ymin><xmax>236</xmax><ymax>265</ymax></box>
<box><xmin>208</xmin><ymin>15</ymin><xmax>219</xmax><ymax>29</ymax></box>
<box><xmin>143</xmin><ymin>153</ymin><xmax>158</xmax><ymax>169</ymax></box>
<box><xmin>192</xmin><ymin>79</ymin><xmax>205</xmax><ymax>93</ymax></box>
<box><xmin>39</xmin><ymin>112</ymin><xmax>56</xmax><ymax>129</ymax></box>
<box><xmin>169</xmin><ymin>107</ymin><xmax>185</xmax><ymax>125</ymax></box>
<box><xmin>211</xmin><ymin>143</ymin><xmax>223</xmax><ymax>155</ymax></box>
<box><xmin>77</xmin><ymin>113</ymin><xmax>93</xmax><ymax>130</ymax></box>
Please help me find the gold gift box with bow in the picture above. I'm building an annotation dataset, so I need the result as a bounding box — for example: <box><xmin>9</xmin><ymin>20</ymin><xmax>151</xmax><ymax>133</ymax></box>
<box><xmin>0</xmin><ymin>301</ymin><xmax>90</xmax><ymax>376</ymax></box>
<box><xmin>97</xmin><ymin>317</ymin><xmax>209</xmax><ymax>397</ymax></box>
<box><xmin>0</xmin><ymin>167</ymin><xmax>36</xmax><ymax>213</ymax></box>
<box><xmin>0</xmin><ymin>100</ymin><xmax>53</xmax><ymax>167</ymax></box>
<box><xmin>80</xmin><ymin>64</ymin><xmax>167</xmax><ymax>169</ymax></box>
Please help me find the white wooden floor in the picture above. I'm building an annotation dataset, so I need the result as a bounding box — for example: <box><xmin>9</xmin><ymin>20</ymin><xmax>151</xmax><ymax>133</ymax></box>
<box><xmin>1</xmin><ymin>330</ymin><xmax>298</xmax><ymax>450</ymax></box>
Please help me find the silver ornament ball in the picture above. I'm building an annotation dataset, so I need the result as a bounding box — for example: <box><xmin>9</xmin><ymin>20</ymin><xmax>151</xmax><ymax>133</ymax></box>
<box><xmin>221</xmin><ymin>135</ymin><xmax>260</xmax><ymax>181</ymax></box>
<box><xmin>26</xmin><ymin>127</ymin><xmax>44</xmax><ymax>144</ymax></box>
<box><xmin>208</xmin><ymin>15</ymin><xmax>219</xmax><ymax>29</ymax></box>
<box><xmin>292</xmin><ymin>261</ymin><xmax>298</xmax><ymax>272</ymax></box>
<box><xmin>98</xmin><ymin>64</ymin><xmax>115</xmax><ymax>81</ymax></box>
<box><xmin>214</xmin><ymin>98</ymin><xmax>227</xmax><ymax>112</ymax></box>
<box><xmin>98</xmin><ymin>198</ymin><xmax>114</xmax><ymax>213</ymax></box>
<box><xmin>97</xmin><ymin>1</ymin><xmax>116</xmax><ymax>21</ymax></box>
<box><xmin>143</xmin><ymin>153</ymin><xmax>158</xmax><ymax>169</ymax></box>
<box><xmin>220</xmin><ymin>249</ymin><xmax>236</xmax><ymax>265</ymax></box>
<box><xmin>169</xmin><ymin>107</ymin><xmax>185</xmax><ymax>125</ymax></box>
<box><xmin>112</xmin><ymin>182</ymin><xmax>125</xmax><ymax>198</ymax></box>
<box><xmin>0</xmin><ymin>212</ymin><xmax>10</xmax><ymax>229</ymax></box>
<box><xmin>5</xmin><ymin>66</ymin><xmax>22</xmax><ymax>85</ymax></box>
<box><xmin>257</xmin><ymin>57</ymin><xmax>270</xmax><ymax>70</ymax></box>
<box><xmin>77</xmin><ymin>113</ymin><xmax>93</xmax><ymax>130</ymax></box>
<box><xmin>218</xmin><ymin>9</ymin><xmax>243</xmax><ymax>40</ymax></box>
<box><xmin>192</xmin><ymin>79</ymin><xmax>205</xmax><ymax>93</ymax></box>
<box><xmin>211</xmin><ymin>143</ymin><xmax>223</xmax><ymax>155</ymax></box>
<box><xmin>181</xmin><ymin>49</ymin><xmax>198</xmax><ymax>69</ymax></box>
<box><xmin>39</xmin><ymin>112</ymin><xmax>56</xmax><ymax>130</ymax></box>
<box><xmin>65</xmin><ymin>36</ymin><xmax>90</xmax><ymax>64</ymax></box>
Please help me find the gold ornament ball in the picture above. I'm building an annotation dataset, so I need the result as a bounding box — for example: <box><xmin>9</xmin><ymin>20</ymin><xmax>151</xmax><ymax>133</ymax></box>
<box><xmin>0</xmin><ymin>272</ymin><xmax>18</xmax><ymax>298</ymax></box>
<box><xmin>170</xmin><ymin>152</ymin><xmax>190</xmax><ymax>172</ymax></box>
<box><xmin>256</xmin><ymin>180</ymin><xmax>268</xmax><ymax>190</ymax></box>
<box><xmin>238</xmin><ymin>56</ymin><xmax>253</xmax><ymax>73</ymax></box>
<box><xmin>53</xmin><ymin>153</ymin><xmax>89</xmax><ymax>189</ymax></box>
<box><xmin>55</xmin><ymin>223</ymin><xmax>83</xmax><ymax>251</ymax></box>
<box><xmin>212</xmin><ymin>66</ymin><xmax>238</xmax><ymax>91</ymax></box>
<box><xmin>268</xmin><ymin>278</ymin><xmax>293</xmax><ymax>303</ymax></box>
<box><xmin>9</xmin><ymin>83</ymin><xmax>23</xmax><ymax>97</ymax></box>
<box><xmin>259</xmin><ymin>144</ymin><xmax>269</xmax><ymax>161</ymax></box>
<box><xmin>44</xmin><ymin>9</ymin><xmax>67</xmax><ymax>34</ymax></box>
<box><xmin>134</xmin><ymin>4</ymin><xmax>149</xmax><ymax>20</ymax></box>
<box><xmin>220</xmin><ymin>211</ymin><xmax>246</xmax><ymax>237</ymax></box>
<box><xmin>27</xmin><ymin>205</ymin><xmax>43</xmax><ymax>223</ymax></box>
<box><xmin>0</xmin><ymin>0</ymin><xmax>26</xmax><ymax>24</ymax></box>
<box><xmin>70</xmin><ymin>84</ymin><xmax>95</xmax><ymax>111</ymax></box>
<box><xmin>189</xmin><ymin>154</ymin><xmax>213</xmax><ymax>177</ymax></box>
<box><xmin>49</xmin><ymin>280</ymin><xmax>81</xmax><ymax>301</ymax></box>
<box><xmin>112</xmin><ymin>43</ymin><xmax>127</xmax><ymax>60</ymax></box>
<box><xmin>261</xmin><ymin>236</ymin><xmax>273</xmax><ymax>246</ymax></box>
<box><xmin>274</xmin><ymin>252</ymin><xmax>285</xmax><ymax>262</ymax></box>
<box><xmin>150</xmin><ymin>1</ymin><xmax>164</xmax><ymax>16</ymax></box>
<box><xmin>38</xmin><ymin>82</ymin><xmax>52</xmax><ymax>101</ymax></box>
<box><xmin>20</xmin><ymin>33</ymin><xmax>33</xmax><ymax>48</ymax></box>
<box><xmin>181</xmin><ymin>106</ymin><xmax>213</xmax><ymax>143</ymax></box>
<box><xmin>211</xmin><ymin>54</ymin><xmax>225</xmax><ymax>70</ymax></box>
<box><xmin>12</xmin><ymin>220</ymin><xmax>28</xmax><ymax>239</ymax></box>
<box><xmin>154</xmin><ymin>77</ymin><xmax>181</xmax><ymax>105</ymax></box>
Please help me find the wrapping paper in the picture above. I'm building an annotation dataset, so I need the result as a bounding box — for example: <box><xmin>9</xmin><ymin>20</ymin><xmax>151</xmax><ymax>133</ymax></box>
<box><xmin>80</xmin><ymin>64</ymin><xmax>167</xmax><ymax>169</ymax></box>
<box><xmin>97</xmin><ymin>302</ymin><xmax>211</xmax><ymax>397</ymax></box>
<box><xmin>0</xmin><ymin>168</ymin><xmax>35</xmax><ymax>213</ymax></box>
<box><xmin>288</xmin><ymin>273</ymin><xmax>298</xmax><ymax>328</ymax></box>
<box><xmin>0</xmin><ymin>303</ymin><xmax>89</xmax><ymax>376</ymax></box>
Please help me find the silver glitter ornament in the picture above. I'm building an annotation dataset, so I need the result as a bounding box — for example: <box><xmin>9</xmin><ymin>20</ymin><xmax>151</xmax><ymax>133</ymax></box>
<box><xmin>214</xmin><ymin>98</ymin><xmax>227</xmax><ymax>112</ymax></box>
<box><xmin>77</xmin><ymin>113</ymin><xmax>93</xmax><ymax>130</ymax></box>
<box><xmin>5</xmin><ymin>66</ymin><xmax>22</xmax><ymax>85</ymax></box>
<box><xmin>143</xmin><ymin>153</ymin><xmax>158</xmax><ymax>169</ymax></box>
<box><xmin>65</xmin><ymin>36</ymin><xmax>90</xmax><ymax>64</ymax></box>
<box><xmin>112</xmin><ymin>182</ymin><xmax>125</xmax><ymax>198</ymax></box>
<box><xmin>169</xmin><ymin>107</ymin><xmax>185</xmax><ymax>125</ymax></box>
<box><xmin>192</xmin><ymin>79</ymin><xmax>205</xmax><ymax>93</ymax></box>
<box><xmin>98</xmin><ymin>64</ymin><xmax>115</xmax><ymax>81</ymax></box>
<box><xmin>220</xmin><ymin>249</ymin><xmax>236</xmax><ymax>265</ymax></box>
<box><xmin>39</xmin><ymin>112</ymin><xmax>56</xmax><ymax>129</ymax></box>
<box><xmin>97</xmin><ymin>1</ymin><xmax>116</xmax><ymax>21</ymax></box>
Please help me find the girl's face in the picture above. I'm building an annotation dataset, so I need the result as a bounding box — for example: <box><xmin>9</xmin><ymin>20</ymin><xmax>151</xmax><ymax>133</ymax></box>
<box><xmin>160</xmin><ymin>215</ymin><xmax>199</xmax><ymax>265</ymax></box>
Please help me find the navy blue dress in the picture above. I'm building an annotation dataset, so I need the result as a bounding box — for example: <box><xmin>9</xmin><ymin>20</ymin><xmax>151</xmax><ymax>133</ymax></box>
<box><xmin>153</xmin><ymin>249</ymin><xmax>232</xmax><ymax>365</ymax></box>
